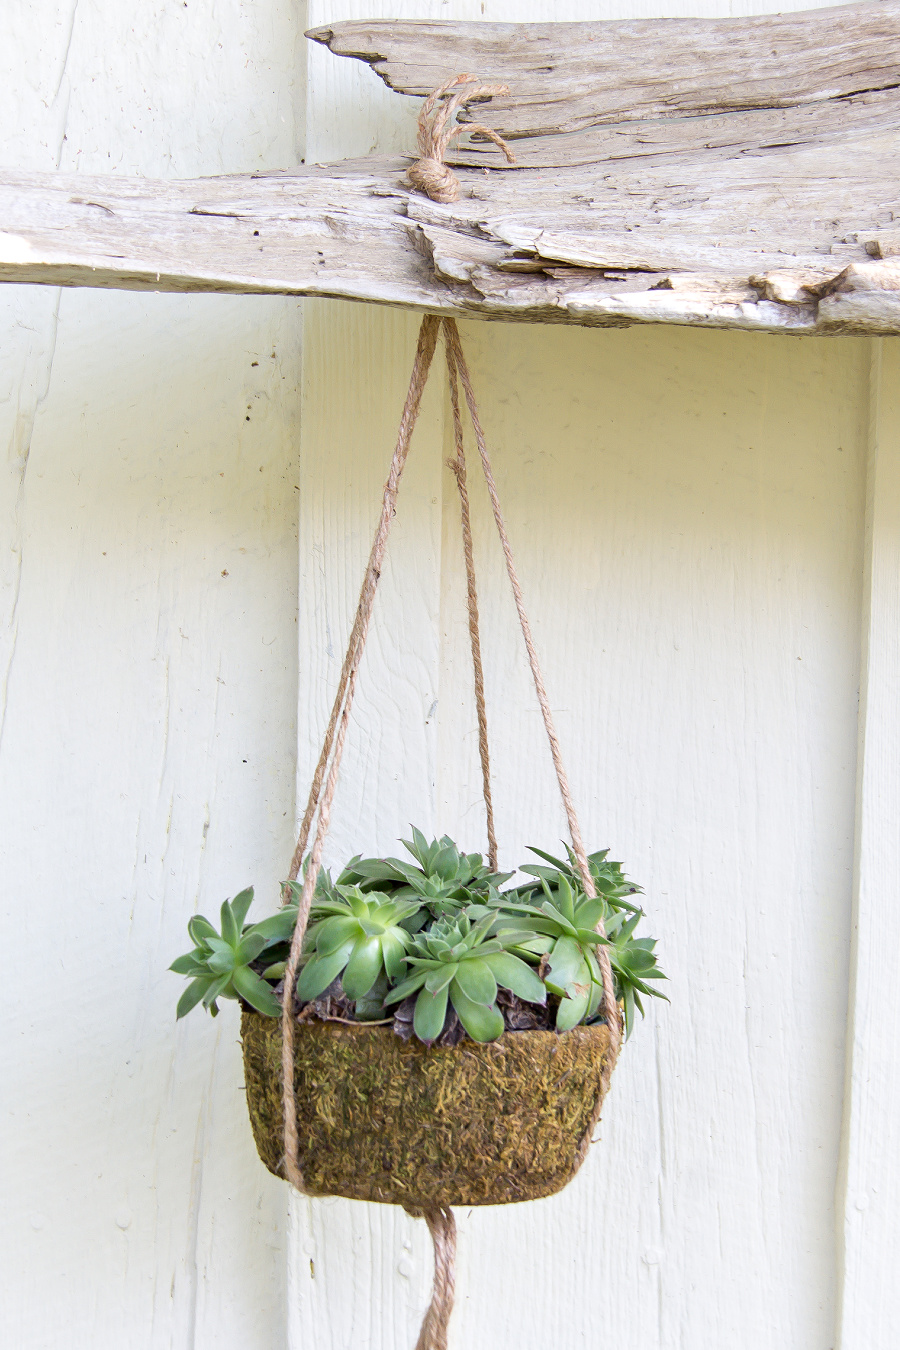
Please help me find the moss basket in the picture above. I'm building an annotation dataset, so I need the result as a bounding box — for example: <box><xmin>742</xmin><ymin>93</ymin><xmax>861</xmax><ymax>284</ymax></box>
<box><xmin>241</xmin><ymin>1008</ymin><xmax>613</xmax><ymax>1208</ymax></box>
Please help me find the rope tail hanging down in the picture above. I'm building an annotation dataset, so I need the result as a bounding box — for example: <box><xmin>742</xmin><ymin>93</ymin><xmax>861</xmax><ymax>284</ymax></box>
<box><xmin>279</xmin><ymin>314</ymin><xmax>622</xmax><ymax>1350</ymax></box>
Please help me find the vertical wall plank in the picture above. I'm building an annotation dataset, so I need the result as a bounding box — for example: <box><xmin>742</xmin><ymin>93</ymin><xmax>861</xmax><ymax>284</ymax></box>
<box><xmin>837</xmin><ymin>338</ymin><xmax>900</xmax><ymax>1349</ymax></box>
<box><xmin>1</xmin><ymin>5</ymin><xmax>304</xmax><ymax>1347</ymax></box>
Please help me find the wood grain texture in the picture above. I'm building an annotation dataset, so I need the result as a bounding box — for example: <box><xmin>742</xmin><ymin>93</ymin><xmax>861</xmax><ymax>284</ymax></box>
<box><xmin>3</xmin><ymin>137</ymin><xmax>900</xmax><ymax>335</ymax></box>
<box><xmin>837</xmin><ymin>337</ymin><xmax>900</xmax><ymax>1349</ymax></box>
<box><xmin>308</xmin><ymin>2</ymin><xmax>900</xmax><ymax>147</ymax></box>
<box><xmin>3</xmin><ymin>3</ymin><xmax>900</xmax><ymax>333</ymax></box>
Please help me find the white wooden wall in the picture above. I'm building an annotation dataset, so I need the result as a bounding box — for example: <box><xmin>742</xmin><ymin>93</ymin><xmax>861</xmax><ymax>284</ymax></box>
<box><xmin>3</xmin><ymin>3</ymin><xmax>897</xmax><ymax>1349</ymax></box>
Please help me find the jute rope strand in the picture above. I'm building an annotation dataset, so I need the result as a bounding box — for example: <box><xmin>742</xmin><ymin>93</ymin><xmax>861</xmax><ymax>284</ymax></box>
<box><xmin>445</xmin><ymin>338</ymin><xmax>498</xmax><ymax>872</ymax></box>
<box><xmin>407</xmin><ymin>73</ymin><xmax>516</xmax><ymax>204</ymax></box>
<box><xmin>407</xmin><ymin>1205</ymin><xmax>456</xmax><ymax>1350</ymax></box>
<box><xmin>280</xmin><ymin>314</ymin><xmax>441</xmax><ymax>1191</ymax></box>
<box><xmin>441</xmin><ymin>318</ymin><xmax>623</xmax><ymax>1058</ymax></box>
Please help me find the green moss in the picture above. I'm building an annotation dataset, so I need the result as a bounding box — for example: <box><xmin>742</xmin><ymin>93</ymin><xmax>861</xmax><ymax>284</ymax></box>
<box><xmin>241</xmin><ymin>1010</ymin><xmax>612</xmax><ymax>1207</ymax></box>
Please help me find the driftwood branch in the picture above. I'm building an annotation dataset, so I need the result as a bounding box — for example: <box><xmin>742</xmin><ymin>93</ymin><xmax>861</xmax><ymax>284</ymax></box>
<box><xmin>2</xmin><ymin>3</ymin><xmax>900</xmax><ymax>334</ymax></box>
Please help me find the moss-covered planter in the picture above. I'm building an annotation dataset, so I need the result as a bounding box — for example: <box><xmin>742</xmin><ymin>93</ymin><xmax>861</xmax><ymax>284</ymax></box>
<box><xmin>241</xmin><ymin>1008</ymin><xmax>613</xmax><ymax>1208</ymax></box>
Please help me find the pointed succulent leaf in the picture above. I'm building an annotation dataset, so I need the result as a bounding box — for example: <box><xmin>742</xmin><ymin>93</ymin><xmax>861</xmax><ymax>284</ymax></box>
<box><xmin>170</xmin><ymin>950</ymin><xmax>208</xmax><ymax>975</ymax></box>
<box><xmin>384</xmin><ymin>969</ymin><xmax>430</xmax><ymax>1005</ymax></box>
<box><xmin>232</xmin><ymin>964</ymin><xmax>283</xmax><ymax>1016</ymax></box>
<box><xmin>358</xmin><ymin>918</ymin><xmax>387</xmax><ymax>937</ymax></box>
<box><xmin>206</xmin><ymin>946</ymin><xmax>235</xmax><ymax>975</ymax></box>
<box><xmin>573</xmin><ymin>897</ymin><xmax>608</xmax><ymax>931</ymax></box>
<box><xmin>556</xmin><ymin>981</ymin><xmax>591</xmax><ymax>1031</ymax></box>
<box><xmin>555</xmin><ymin>874</ymin><xmax>576</xmax><ymax>924</ymax></box>
<box><xmin>449</xmin><ymin>983</ymin><xmax>505</xmax><ymax>1042</ymax></box>
<box><xmin>187</xmin><ymin>914</ymin><xmax>218</xmax><ymax>947</ymax></box>
<box><xmin>544</xmin><ymin>936</ymin><xmax>591</xmax><ymax>996</ymax></box>
<box><xmin>539</xmin><ymin>901</ymin><xmax>578</xmax><ymax>937</ymax></box>
<box><xmin>341</xmin><ymin>936</ymin><xmax>384</xmax><ymax>1000</ymax></box>
<box><xmin>482</xmin><ymin>951</ymin><xmax>547</xmax><ymax>1004</ymax></box>
<box><xmin>202</xmin><ymin>972</ymin><xmax>233</xmax><ymax>1008</ymax></box>
<box><xmin>262</xmin><ymin>960</ymin><xmax>286</xmax><ymax>980</ymax></box>
<box><xmin>252</xmin><ymin>906</ymin><xmax>299</xmax><ymax>946</ymax></box>
<box><xmin>452</xmin><ymin>957</ymin><xmax>497</xmax><ymax>1007</ymax></box>
<box><xmin>235</xmin><ymin>931</ymin><xmax>268</xmax><ymax>965</ymax></box>
<box><xmin>430</xmin><ymin>843</ymin><xmax>461</xmax><ymax>882</ymax></box>
<box><xmin>315</xmin><ymin>914</ymin><xmax>360</xmax><ymax>955</ymax></box>
<box><xmin>381</xmin><ymin>932</ymin><xmax>409</xmax><ymax>983</ymax></box>
<box><xmin>230</xmin><ymin>887</ymin><xmax>255</xmax><ymax>931</ymax></box>
<box><xmin>176</xmin><ymin>976</ymin><xmax>214</xmax><ymax>1019</ymax></box>
<box><xmin>424</xmin><ymin>964</ymin><xmax>457</xmax><ymax>996</ymax></box>
<box><xmin>296</xmin><ymin>940</ymin><xmax>355</xmax><ymax>1001</ymax></box>
<box><xmin>220</xmin><ymin>899</ymin><xmax>239</xmax><ymax>948</ymax></box>
<box><xmin>527</xmin><ymin>846</ymin><xmax>569</xmax><ymax>871</ymax></box>
<box><xmin>413</xmin><ymin>984</ymin><xmax>450</xmax><ymax>1043</ymax></box>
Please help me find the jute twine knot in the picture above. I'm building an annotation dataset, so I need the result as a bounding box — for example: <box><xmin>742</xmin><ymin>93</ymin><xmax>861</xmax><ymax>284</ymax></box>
<box><xmin>406</xmin><ymin>73</ymin><xmax>516</xmax><ymax>203</ymax></box>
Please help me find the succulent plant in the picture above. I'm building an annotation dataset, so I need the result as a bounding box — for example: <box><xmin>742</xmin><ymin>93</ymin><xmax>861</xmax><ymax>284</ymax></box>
<box><xmin>385</xmin><ymin>911</ymin><xmax>546</xmax><ymax>1044</ymax></box>
<box><xmin>344</xmin><ymin>827</ymin><xmax>512</xmax><ymax>918</ymax></box>
<box><xmin>170</xmin><ymin>829</ymin><xmax>666</xmax><ymax>1042</ymax></box>
<box><xmin>505</xmin><ymin>857</ymin><xmax>667</xmax><ymax>1036</ymax></box>
<box><xmin>296</xmin><ymin>886</ymin><xmax>421</xmax><ymax>1005</ymax></box>
<box><xmin>170</xmin><ymin>888</ymin><xmax>290</xmax><ymax>1019</ymax></box>
<box><xmin>499</xmin><ymin>873</ymin><xmax>611</xmax><ymax>1031</ymax></box>
<box><xmin>517</xmin><ymin>845</ymin><xmax>643</xmax><ymax>914</ymax></box>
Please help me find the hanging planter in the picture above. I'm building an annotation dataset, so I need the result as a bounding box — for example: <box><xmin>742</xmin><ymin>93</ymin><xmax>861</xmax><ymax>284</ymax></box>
<box><xmin>171</xmin><ymin>85</ymin><xmax>667</xmax><ymax>1349</ymax></box>
<box><xmin>241</xmin><ymin>1014</ymin><xmax>614</xmax><ymax>1208</ymax></box>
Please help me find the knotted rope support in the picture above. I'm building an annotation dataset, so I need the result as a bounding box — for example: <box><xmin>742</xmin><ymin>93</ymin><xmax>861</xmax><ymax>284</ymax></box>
<box><xmin>407</xmin><ymin>73</ymin><xmax>516</xmax><ymax>203</ymax></box>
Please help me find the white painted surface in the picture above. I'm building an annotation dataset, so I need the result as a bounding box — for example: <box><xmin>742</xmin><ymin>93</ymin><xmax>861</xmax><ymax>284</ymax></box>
<box><xmin>1</xmin><ymin>4</ymin><xmax>302</xmax><ymax>1347</ymax></box>
<box><xmin>837</xmin><ymin>338</ymin><xmax>900</xmax><ymax>1350</ymax></box>
<box><xmin>2</xmin><ymin>2</ymin><xmax>896</xmax><ymax>1349</ymax></box>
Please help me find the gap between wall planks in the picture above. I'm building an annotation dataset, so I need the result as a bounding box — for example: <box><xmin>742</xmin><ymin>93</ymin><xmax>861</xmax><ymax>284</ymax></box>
<box><xmin>4</xmin><ymin>2</ymin><xmax>900</xmax><ymax>334</ymax></box>
<box><xmin>837</xmin><ymin>336</ymin><xmax>900</xmax><ymax>1350</ymax></box>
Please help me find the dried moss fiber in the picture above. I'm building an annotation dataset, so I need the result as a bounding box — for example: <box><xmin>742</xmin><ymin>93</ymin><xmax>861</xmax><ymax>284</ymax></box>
<box><xmin>241</xmin><ymin>1009</ymin><xmax>613</xmax><ymax>1207</ymax></box>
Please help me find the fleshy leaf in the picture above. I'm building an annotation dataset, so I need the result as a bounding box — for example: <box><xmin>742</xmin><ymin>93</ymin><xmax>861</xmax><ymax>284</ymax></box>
<box><xmin>341</xmin><ymin>936</ymin><xmax>384</xmax><ymax>1000</ymax></box>
<box><xmin>449</xmin><ymin>984</ymin><xmax>505</xmax><ymax>1042</ymax></box>
<box><xmin>176</xmin><ymin>976</ymin><xmax>213</xmax><ymax>1019</ymax></box>
<box><xmin>482</xmin><ymin>951</ymin><xmax>546</xmax><ymax>1004</ymax></box>
<box><xmin>451</xmin><ymin>957</ymin><xmax>497</xmax><ymax>1007</ymax></box>
<box><xmin>413</xmin><ymin>984</ymin><xmax>450</xmax><ymax>1043</ymax></box>
<box><xmin>230</xmin><ymin>887</ymin><xmax>255</xmax><ymax>931</ymax></box>
<box><xmin>296</xmin><ymin>940</ymin><xmax>354</xmax><ymax>1001</ymax></box>
<box><xmin>232</xmin><ymin>964</ymin><xmax>282</xmax><ymax>1017</ymax></box>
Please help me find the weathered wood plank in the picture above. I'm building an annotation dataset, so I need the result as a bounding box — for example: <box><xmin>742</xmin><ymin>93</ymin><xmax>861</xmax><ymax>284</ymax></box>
<box><xmin>308</xmin><ymin>3</ymin><xmax>900</xmax><ymax>162</ymax></box>
<box><xmin>2</xmin><ymin>5</ymin><xmax>900</xmax><ymax>333</ymax></box>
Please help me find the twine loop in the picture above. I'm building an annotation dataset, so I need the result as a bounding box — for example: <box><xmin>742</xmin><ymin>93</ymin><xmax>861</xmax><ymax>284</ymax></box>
<box><xmin>407</xmin><ymin>73</ymin><xmax>516</xmax><ymax>203</ymax></box>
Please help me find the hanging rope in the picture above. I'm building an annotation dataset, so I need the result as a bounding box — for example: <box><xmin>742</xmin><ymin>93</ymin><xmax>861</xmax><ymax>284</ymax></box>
<box><xmin>407</xmin><ymin>73</ymin><xmax>516</xmax><ymax>204</ymax></box>
<box><xmin>280</xmin><ymin>312</ymin><xmax>621</xmax><ymax>1349</ymax></box>
<box><xmin>446</xmin><ymin>337</ymin><xmax>498</xmax><ymax>872</ymax></box>
<box><xmin>280</xmin><ymin>314</ymin><xmax>441</xmax><ymax>1194</ymax></box>
<box><xmin>441</xmin><ymin>321</ymin><xmax>623</xmax><ymax>1064</ymax></box>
